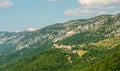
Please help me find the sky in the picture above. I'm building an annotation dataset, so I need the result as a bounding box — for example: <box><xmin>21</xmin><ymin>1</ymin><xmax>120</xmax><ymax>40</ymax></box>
<box><xmin>0</xmin><ymin>0</ymin><xmax>120</xmax><ymax>32</ymax></box>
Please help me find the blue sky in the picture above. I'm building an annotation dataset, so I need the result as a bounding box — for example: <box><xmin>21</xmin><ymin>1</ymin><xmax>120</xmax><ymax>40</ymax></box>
<box><xmin>0</xmin><ymin>0</ymin><xmax>120</xmax><ymax>32</ymax></box>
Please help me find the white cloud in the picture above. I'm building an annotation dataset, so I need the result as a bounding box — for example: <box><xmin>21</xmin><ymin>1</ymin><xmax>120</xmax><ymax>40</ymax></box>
<box><xmin>64</xmin><ymin>8</ymin><xmax>92</xmax><ymax>16</ymax></box>
<box><xmin>0</xmin><ymin>0</ymin><xmax>13</xmax><ymax>9</ymax></box>
<box><xmin>14</xmin><ymin>30</ymin><xmax>21</xmax><ymax>33</ymax></box>
<box><xmin>64</xmin><ymin>0</ymin><xmax>120</xmax><ymax>17</ymax></box>
<box><xmin>64</xmin><ymin>7</ymin><xmax>92</xmax><ymax>17</ymax></box>
<box><xmin>78</xmin><ymin>0</ymin><xmax>120</xmax><ymax>6</ymax></box>
<box><xmin>14</xmin><ymin>28</ymin><xmax>37</xmax><ymax>32</ymax></box>
<box><xmin>27</xmin><ymin>28</ymin><xmax>37</xmax><ymax>31</ymax></box>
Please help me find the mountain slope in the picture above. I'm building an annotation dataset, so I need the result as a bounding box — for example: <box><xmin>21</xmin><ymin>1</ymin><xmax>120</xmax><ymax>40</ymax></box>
<box><xmin>57</xmin><ymin>13</ymin><xmax>120</xmax><ymax>45</ymax></box>
<box><xmin>0</xmin><ymin>13</ymin><xmax>120</xmax><ymax>71</ymax></box>
<box><xmin>5</xmin><ymin>43</ymin><xmax>120</xmax><ymax>71</ymax></box>
<box><xmin>6</xmin><ymin>49</ymin><xmax>70</xmax><ymax>71</ymax></box>
<box><xmin>81</xmin><ymin>51</ymin><xmax>120</xmax><ymax>71</ymax></box>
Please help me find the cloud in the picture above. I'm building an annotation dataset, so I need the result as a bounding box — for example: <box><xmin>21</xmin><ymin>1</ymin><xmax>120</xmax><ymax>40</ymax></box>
<box><xmin>64</xmin><ymin>0</ymin><xmax>120</xmax><ymax>17</ymax></box>
<box><xmin>64</xmin><ymin>8</ymin><xmax>92</xmax><ymax>16</ymax></box>
<box><xmin>78</xmin><ymin>0</ymin><xmax>120</xmax><ymax>6</ymax></box>
<box><xmin>14</xmin><ymin>30</ymin><xmax>21</xmax><ymax>33</ymax></box>
<box><xmin>27</xmin><ymin>28</ymin><xmax>37</xmax><ymax>31</ymax></box>
<box><xmin>0</xmin><ymin>0</ymin><xmax>13</xmax><ymax>9</ymax></box>
<box><xmin>14</xmin><ymin>28</ymin><xmax>37</xmax><ymax>32</ymax></box>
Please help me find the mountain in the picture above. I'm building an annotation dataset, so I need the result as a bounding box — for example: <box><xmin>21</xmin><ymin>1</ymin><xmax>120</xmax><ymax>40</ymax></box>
<box><xmin>0</xmin><ymin>13</ymin><xmax>120</xmax><ymax>71</ymax></box>
<box><xmin>0</xmin><ymin>14</ymin><xmax>113</xmax><ymax>54</ymax></box>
